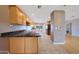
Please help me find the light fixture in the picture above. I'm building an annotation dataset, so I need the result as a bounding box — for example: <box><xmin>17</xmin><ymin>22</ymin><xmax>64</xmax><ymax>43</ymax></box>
<box><xmin>32</xmin><ymin>13</ymin><xmax>35</xmax><ymax>16</ymax></box>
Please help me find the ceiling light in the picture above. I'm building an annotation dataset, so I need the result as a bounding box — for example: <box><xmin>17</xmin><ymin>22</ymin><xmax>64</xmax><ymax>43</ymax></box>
<box><xmin>32</xmin><ymin>13</ymin><xmax>35</xmax><ymax>16</ymax></box>
<box><xmin>49</xmin><ymin>8</ymin><xmax>51</xmax><ymax>10</ymax></box>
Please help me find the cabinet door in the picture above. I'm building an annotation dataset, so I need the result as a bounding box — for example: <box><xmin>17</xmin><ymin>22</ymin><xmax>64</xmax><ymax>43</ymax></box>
<box><xmin>9</xmin><ymin>6</ymin><xmax>18</xmax><ymax>24</ymax></box>
<box><xmin>16</xmin><ymin>8</ymin><xmax>23</xmax><ymax>25</ymax></box>
<box><xmin>9</xmin><ymin>6</ymin><xmax>23</xmax><ymax>25</ymax></box>
<box><xmin>24</xmin><ymin>37</ymin><xmax>38</xmax><ymax>54</ymax></box>
<box><xmin>22</xmin><ymin>14</ymin><xmax>26</xmax><ymax>25</ymax></box>
<box><xmin>9</xmin><ymin>37</ymin><xmax>24</xmax><ymax>54</ymax></box>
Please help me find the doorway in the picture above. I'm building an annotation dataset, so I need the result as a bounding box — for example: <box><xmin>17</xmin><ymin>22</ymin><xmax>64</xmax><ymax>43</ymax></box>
<box><xmin>66</xmin><ymin>23</ymin><xmax>72</xmax><ymax>35</ymax></box>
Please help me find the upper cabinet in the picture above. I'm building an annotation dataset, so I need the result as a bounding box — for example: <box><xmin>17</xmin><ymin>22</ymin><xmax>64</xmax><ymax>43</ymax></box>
<box><xmin>22</xmin><ymin>14</ymin><xmax>27</xmax><ymax>25</ymax></box>
<box><xmin>0</xmin><ymin>5</ymin><xmax>33</xmax><ymax>26</ymax></box>
<box><xmin>9</xmin><ymin>5</ymin><xmax>26</xmax><ymax>25</ymax></box>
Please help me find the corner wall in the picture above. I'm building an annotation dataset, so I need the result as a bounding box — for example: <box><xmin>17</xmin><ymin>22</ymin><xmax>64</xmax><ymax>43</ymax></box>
<box><xmin>72</xmin><ymin>19</ymin><xmax>79</xmax><ymax>36</ymax></box>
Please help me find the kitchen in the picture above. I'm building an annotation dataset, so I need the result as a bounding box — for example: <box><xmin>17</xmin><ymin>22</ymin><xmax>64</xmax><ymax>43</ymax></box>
<box><xmin>1</xmin><ymin>5</ymin><xmax>79</xmax><ymax>54</ymax></box>
<box><xmin>0</xmin><ymin>5</ymin><xmax>52</xmax><ymax>54</ymax></box>
<box><xmin>0</xmin><ymin>0</ymin><xmax>78</xmax><ymax>59</ymax></box>
<box><xmin>0</xmin><ymin>5</ymin><xmax>42</xmax><ymax>54</ymax></box>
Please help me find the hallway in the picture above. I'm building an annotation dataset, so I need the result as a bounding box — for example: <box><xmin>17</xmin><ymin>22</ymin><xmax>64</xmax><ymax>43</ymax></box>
<box><xmin>38</xmin><ymin>32</ymin><xmax>79</xmax><ymax>54</ymax></box>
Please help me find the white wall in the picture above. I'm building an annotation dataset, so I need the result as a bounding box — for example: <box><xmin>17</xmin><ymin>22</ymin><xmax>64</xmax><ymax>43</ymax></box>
<box><xmin>66</xmin><ymin>19</ymin><xmax>79</xmax><ymax>37</ymax></box>
<box><xmin>51</xmin><ymin>10</ymin><xmax>65</xmax><ymax>44</ymax></box>
<box><xmin>72</xmin><ymin>19</ymin><xmax>79</xmax><ymax>36</ymax></box>
<box><xmin>10</xmin><ymin>25</ymin><xmax>32</xmax><ymax>32</ymax></box>
<box><xmin>0</xmin><ymin>23</ymin><xmax>10</xmax><ymax>33</ymax></box>
<box><xmin>0</xmin><ymin>5</ymin><xmax>27</xmax><ymax>33</ymax></box>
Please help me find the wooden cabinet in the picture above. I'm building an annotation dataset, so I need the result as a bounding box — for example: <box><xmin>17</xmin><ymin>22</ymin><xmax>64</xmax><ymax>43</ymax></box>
<box><xmin>9</xmin><ymin>37</ymin><xmax>38</xmax><ymax>54</ymax></box>
<box><xmin>9</xmin><ymin>37</ymin><xmax>24</xmax><ymax>54</ymax></box>
<box><xmin>9</xmin><ymin>6</ymin><xmax>18</xmax><ymax>24</ymax></box>
<box><xmin>26</xmin><ymin>21</ymin><xmax>30</xmax><ymax>26</ymax></box>
<box><xmin>9</xmin><ymin>5</ymin><xmax>26</xmax><ymax>25</ymax></box>
<box><xmin>0</xmin><ymin>37</ymin><xmax>9</xmax><ymax>54</ymax></box>
<box><xmin>22</xmin><ymin>14</ymin><xmax>26</xmax><ymax>25</ymax></box>
<box><xmin>24</xmin><ymin>37</ymin><xmax>38</xmax><ymax>54</ymax></box>
<box><xmin>16</xmin><ymin>8</ymin><xmax>23</xmax><ymax>25</ymax></box>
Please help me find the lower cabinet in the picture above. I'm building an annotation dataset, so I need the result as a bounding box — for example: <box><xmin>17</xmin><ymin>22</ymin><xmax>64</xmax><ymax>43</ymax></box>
<box><xmin>0</xmin><ymin>37</ymin><xmax>9</xmax><ymax>54</ymax></box>
<box><xmin>9</xmin><ymin>37</ymin><xmax>24</xmax><ymax>54</ymax></box>
<box><xmin>9</xmin><ymin>37</ymin><xmax>38</xmax><ymax>54</ymax></box>
<box><xmin>24</xmin><ymin>37</ymin><xmax>38</xmax><ymax>54</ymax></box>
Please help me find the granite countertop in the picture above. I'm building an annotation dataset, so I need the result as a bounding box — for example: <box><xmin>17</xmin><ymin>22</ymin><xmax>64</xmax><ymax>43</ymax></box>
<box><xmin>0</xmin><ymin>30</ymin><xmax>41</xmax><ymax>37</ymax></box>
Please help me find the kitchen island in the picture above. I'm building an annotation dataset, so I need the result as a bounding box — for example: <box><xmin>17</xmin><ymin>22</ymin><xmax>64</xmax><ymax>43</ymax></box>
<box><xmin>0</xmin><ymin>30</ymin><xmax>40</xmax><ymax>54</ymax></box>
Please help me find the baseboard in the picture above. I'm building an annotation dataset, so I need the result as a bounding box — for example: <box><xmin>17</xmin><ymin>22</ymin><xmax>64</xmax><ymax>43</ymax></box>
<box><xmin>53</xmin><ymin>41</ymin><xmax>65</xmax><ymax>44</ymax></box>
<box><xmin>0</xmin><ymin>51</ymin><xmax>9</xmax><ymax>54</ymax></box>
<box><xmin>72</xmin><ymin>35</ymin><xmax>79</xmax><ymax>38</ymax></box>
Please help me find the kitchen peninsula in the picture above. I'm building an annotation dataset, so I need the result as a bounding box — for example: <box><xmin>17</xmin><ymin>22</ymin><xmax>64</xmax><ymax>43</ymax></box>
<box><xmin>0</xmin><ymin>30</ymin><xmax>40</xmax><ymax>54</ymax></box>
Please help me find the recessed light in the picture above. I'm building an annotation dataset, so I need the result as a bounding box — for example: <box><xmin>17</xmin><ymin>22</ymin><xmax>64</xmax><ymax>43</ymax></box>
<box><xmin>32</xmin><ymin>13</ymin><xmax>35</xmax><ymax>16</ymax></box>
<box><xmin>49</xmin><ymin>8</ymin><xmax>51</xmax><ymax>10</ymax></box>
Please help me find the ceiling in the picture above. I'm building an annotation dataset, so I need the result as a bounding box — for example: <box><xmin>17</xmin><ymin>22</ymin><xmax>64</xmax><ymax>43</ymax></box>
<box><xmin>18</xmin><ymin>5</ymin><xmax>79</xmax><ymax>23</ymax></box>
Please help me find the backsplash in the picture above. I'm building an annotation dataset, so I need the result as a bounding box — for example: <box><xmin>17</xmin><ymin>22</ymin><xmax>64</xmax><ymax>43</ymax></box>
<box><xmin>10</xmin><ymin>25</ymin><xmax>27</xmax><ymax>31</ymax></box>
<box><xmin>0</xmin><ymin>22</ymin><xmax>32</xmax><ymax>33</ymax></box>
<box><xmin>0</xmin><ymin>23</ymin><xmax>10</xmax><ymax>33</ymax></box>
